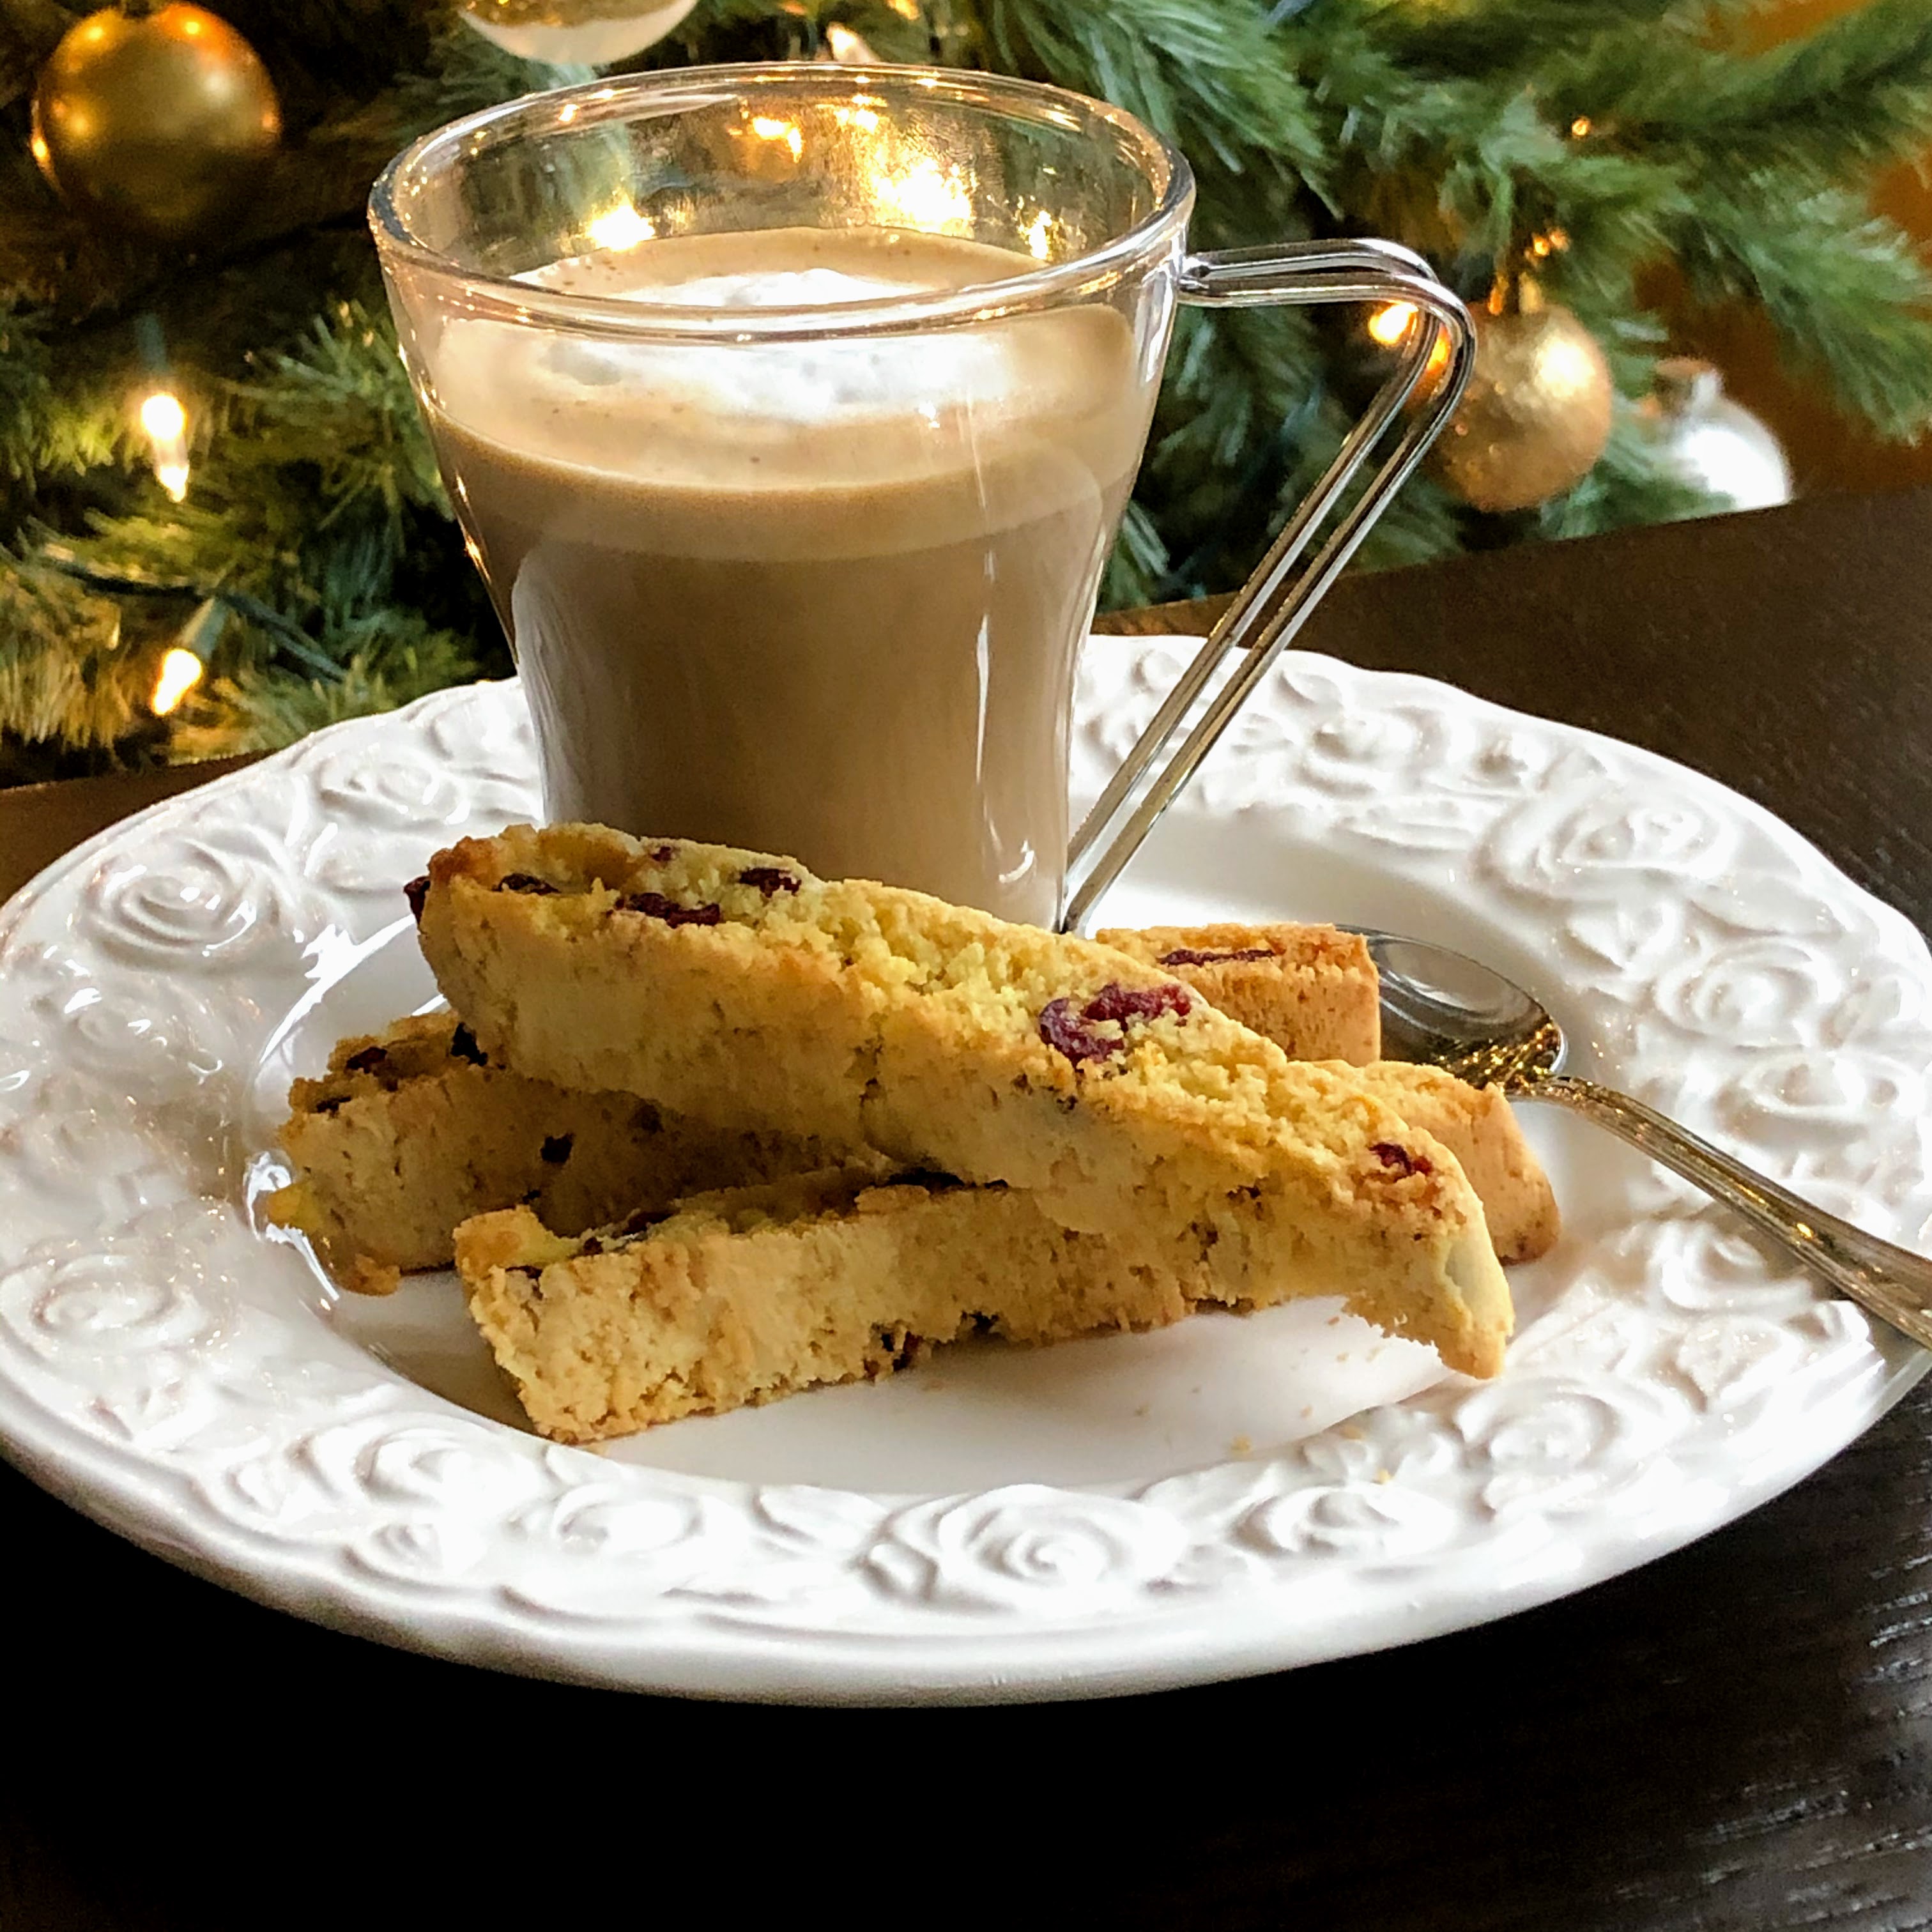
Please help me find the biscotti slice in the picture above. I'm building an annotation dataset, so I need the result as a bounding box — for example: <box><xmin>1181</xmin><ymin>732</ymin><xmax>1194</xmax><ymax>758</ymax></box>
<box><xmin>272</xmin><ymin>1023</ymin><xmax>1552</xmax><ymax>1291</ymax></box>
<box><xmin>266</xmin><ymin>1011</ymin><xmax>848</xmax><ymax>1292</ymax></box>
<box><xmin>417</xmin><ymin>824</ymin><xmax>1512</xmax><ymax>1376</ymax></box>
<box><xmin>456</xmin><ymin>1171</ymin><xmax>1215</xmax><ymax>1440</ymax></box>
<box><xmin>274</xmin><ymin>1014</ymin><xmax>1556</xmax><ymax>1277</ymax></box>
<box><xmin>1331</xmin><ymin>1062</ymin><xmax>1559</xmax><ymax>1264</ymax></box>
<box><xmin>1100</xmin><ymin>923</ymin><xmax>1381</xmax><ymax>1065</ymax></box>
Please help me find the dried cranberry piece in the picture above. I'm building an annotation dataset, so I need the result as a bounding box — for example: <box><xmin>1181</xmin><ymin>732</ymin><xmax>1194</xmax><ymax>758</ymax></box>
<box><xmin>540</xmin><ymin>1133</ymin><xmax>573</xmax><ymax>1165</ymax></box>
<box><xmin>404</xmin><ymin>874</ymin><xmax>430</xmax><ymax>923</ymax></box>
<box><xmin>648</xmin><ymin>845</ymin><xmax>678</xmax><ymax>862</ymax></box>
<box><xmin>1037</xmin><ymin>979</ymin><xmax>1195</xmax><ymax>1065</ymax></box>
<box><xmin>448</xmin><ymin>1023</ymin><xmax>487</xmax><ymax>1066</ymax></box>
<box><xmin>1158</xmin><ymin>946</ymin><xmax>1273</xmax><ymax>967</ymax></box>
<box><xmin>616</xmin><ymin>891</ymin><xmax>722</xmax><ymax>927</ymax></box>
<box><xmin>343</xmin><ymin>1045</ymin><xmax>389</xmax><ymax>1075</ymax></box>
<box><xmin>1370</xmin><ymin>1142</ymin><xmax>1431</xmax><ymax>1178</ymax></box>
<box><xmin>496</xmin><ymin>873</ymin><xmax>557</xmax><ymax>895</ymax></box>
<box><xmin>737</xmin><ymin>866</ymin><xmax>801</xmax><ymax>896</ymax></box>
<box><xmin>1082</xmin><ymin>981</ymin><xmax>1194</xmax><ymax>1025</ymax></box>
<box><xmin>1038</xmin><ymin>997</ymin><xmax>1116</xmax><ymax>1064</ymax></box>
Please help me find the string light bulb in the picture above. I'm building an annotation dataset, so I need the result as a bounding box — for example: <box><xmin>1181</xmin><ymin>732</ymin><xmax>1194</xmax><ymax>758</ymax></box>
<box><xmin>138</xmin><ymin>388</ymin><xmax>190</xmax><ymax>502</ymax></box>
<box><xmin>824</xmin><ymin>22</ymin><xmax>879</xmax><ymax>60</ymax></box>
<box><xmin>1368</xmin><ymin>302</ymin><xmax>1416</xmax><ymax>347</ymax></box>
<box><xmin>1367</xmin><ymin>302</ymin><xmax>1453</xmax><ymax>386</ymax></box>
<box><xmin>150</xmin><ymin>595</ymin><xmax>227</xmax><ymax>718</ymax></box>
<box><xmin>150</xmin><ymin>647</ymin><xmax>204</xmax><ymax>716</ymax></box>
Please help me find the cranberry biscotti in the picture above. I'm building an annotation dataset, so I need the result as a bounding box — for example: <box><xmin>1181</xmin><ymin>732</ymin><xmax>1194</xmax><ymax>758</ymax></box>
<box><xmin>454</xmin><ymin>1068</ymin><xmax>1560</xmax><ymax>1439</ymax></box>
<box><xmin>270</xmin><ymin>1009</ymin><xmax>1559</xmax><ymax>1289</ymax></box>
<box><xmin>455</xmin><ymin>1169</ymin><xmax>1211</xmax><ymax>1440</ymax></box>
<box><xmin>266</xmin><ymin>1012</ymin><xmax>852</xmax><ymax>1292</ymax></box>
<box><xmin>1099</xmin><ymin>923</ymin><xmax>1381</xmax><ymax>1064</ymax></box>
<box><xmin>415</xmin><ymin>824</ymin><xmax>1514</xmax><ymax>1376</ymax></box>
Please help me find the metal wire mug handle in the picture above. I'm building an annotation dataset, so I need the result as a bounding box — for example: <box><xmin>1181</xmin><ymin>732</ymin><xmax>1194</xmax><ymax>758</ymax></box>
<box><xmin>1059</xmin><ymin>241</ymin><xmax>1476</xmax><ymax>936</ymax></box>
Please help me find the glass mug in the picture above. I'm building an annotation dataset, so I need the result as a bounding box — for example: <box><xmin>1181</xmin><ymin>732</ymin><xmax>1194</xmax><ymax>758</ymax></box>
<box><xmin>371</xmin><ymin>65</ymin><xmax>1469</xmax><ymax>931</ymax></box>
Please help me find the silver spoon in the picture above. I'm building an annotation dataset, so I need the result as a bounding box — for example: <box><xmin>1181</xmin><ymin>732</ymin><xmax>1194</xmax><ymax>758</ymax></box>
<box><xmin>1356</xmin><ymin>928</ymin><xmax>1932</xmax><ymax>1353</ymax></box>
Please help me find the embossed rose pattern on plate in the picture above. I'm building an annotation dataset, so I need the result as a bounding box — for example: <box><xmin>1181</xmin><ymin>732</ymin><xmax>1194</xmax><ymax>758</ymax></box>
<box><xmin>0</xmin><ymin>650</ymin><xmax>1928</xmax><ymax>1703</ymax></box>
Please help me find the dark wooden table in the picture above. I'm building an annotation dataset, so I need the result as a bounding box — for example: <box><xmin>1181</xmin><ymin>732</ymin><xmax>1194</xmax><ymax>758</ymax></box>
<box><xmin>5</xmin><ymin>489</ymin><xmax>1932</xmax><ymax>1928</ymax></box>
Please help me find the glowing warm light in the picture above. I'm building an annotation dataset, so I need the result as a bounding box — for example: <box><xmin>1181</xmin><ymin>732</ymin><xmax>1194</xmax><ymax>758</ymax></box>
<box><xmin>138</xmin><ymin>389</ymin><xmax>190</xmax><ymax>503</ymax></box>
<box><xmin>751</xmin><ymin>114</ymin><xmax>804</xmax><ymax>160</ymax></box>
<box><xmin>558</xmin><ymin>102</ymin><xmax>578</xmax><ymax>124</ymax></box>
<box><xmin>1024</xmin><ymin>210</ymin><xmax>1054</xmax><ymax>261</ymax></box>
<box><xmin>586</xmin><ymin>200</ymin><xmax>654</xmax><ymax>250</ymax></box>
<box><xmin>29</xmin><ymin>130</ymin><xmax>49</xmax><ymax>169</ymax></box>
<box><xmin>825</xmin><ymin>23</ymin><xmax>877</xmax><ymax>61</ymax></box>
<box><xmin>151</xmin><ymin>648</ymin><xmax>204</xmax><ymax>717</ymax></box>
<box><xmin>1570</xmin><ymin>115</ymin><xmax>1592</xmax><ymax>139</ymax></box>
<box><xmin>832</xmin><ymin>101</ymin><xmax>882</xmax><ymax>131</ymax></box>
<box><xmin>1368</xmin><ymin>304</ymin><xmax>1453</xmax><ymax>385</ymax></box>
<box><xmin>1367</xmin><ymin>302</ymin><xmax>1416</xmax><ymax>347</ymax></box>
<box><xmin>873</xmin><ymin>157</ymin><xmax>974</xmax><ymax>232</ymax></box>
<box><xmin>140</xmin><ymin>392</ymin><xmax>187</xmax><ymax>441</ymax></box>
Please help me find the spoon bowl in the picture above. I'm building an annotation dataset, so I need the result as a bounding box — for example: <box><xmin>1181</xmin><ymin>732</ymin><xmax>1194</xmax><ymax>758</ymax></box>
<box><xmin>1352</xmin><ymin>928</ymin><xmax>1932</xmax><ymax>1354</ymax></box>
<box><xmin>1355</xmin><ymin>930</ymin><xmax>1564</xmax><ymax>1084</ymax></box>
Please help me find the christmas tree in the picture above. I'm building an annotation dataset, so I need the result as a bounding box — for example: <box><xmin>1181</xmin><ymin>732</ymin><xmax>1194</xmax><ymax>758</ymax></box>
<box><xmin>2</xmin><ymin>0</ymin><xmax>1929</xmax><ymax>786</ymax></box>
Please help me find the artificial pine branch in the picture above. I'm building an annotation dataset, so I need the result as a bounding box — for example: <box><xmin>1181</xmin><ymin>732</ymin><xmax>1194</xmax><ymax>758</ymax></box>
<box><xmin>1552</xmin><ymin>0</ymin><xmax>1932</xmax><ymax>185</ymax></box>
<box><xmin>985</xmin><ymin>0</ymin><xmax>1330</xmax><ymax>216</ymax></box>
<box><xmin>172</xmin><ymin>612</ymin><xmax>487</xmax><ymax>760</ymax></box>
<box><xmin>1367</xmin><ymin>0</ymin><xmax>1687</xmax><ymax>75</ymax></box>
<box><xmin>0</xmin><ymin>550</ymin><xmax>141</xmax><ymax>750</ymax></box>
<box><xmin>1677</xmin><ymin>185</ymin><xmax>1932</xmax><ymax>440</ymax></box>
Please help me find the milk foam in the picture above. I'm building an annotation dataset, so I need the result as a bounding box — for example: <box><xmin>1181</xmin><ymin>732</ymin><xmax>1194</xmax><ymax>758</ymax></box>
<box><xmin>535</xmin><ymin>264</ymin><xmax>1032</xmax><ymax>425</ymax></box>
<box><xmin>431</xmin><ymin>229</ymin><xmax>1123</xmax><ymax>482</ymax></box>
<box><xmin>596</xmin><ymin>264</ymin><xmax>914</xmax><ymax>308</ymax></box>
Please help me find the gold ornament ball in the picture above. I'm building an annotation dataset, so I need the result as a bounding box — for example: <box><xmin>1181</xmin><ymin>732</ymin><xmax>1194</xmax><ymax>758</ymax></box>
<box><xmin>457</xmin><ymin>1</ymin><xmax>699</xmax><ymax>64</ymax></box>
<box><xmin>1430</xmin><ymin>294</ymin><xmax>1615</xmax><ymax>513</ymax></box>
<box><xmin>31</xmin><ymin>4</ymin><xmax>282</xmax><ymax>243</ymax></box>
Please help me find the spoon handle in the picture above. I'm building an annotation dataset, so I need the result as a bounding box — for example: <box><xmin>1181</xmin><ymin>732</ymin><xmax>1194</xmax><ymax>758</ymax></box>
<box><xmin>1520</xmin><ymin>1073</ymin><xmax>1932</xmax><ymax>1353</ymax></box>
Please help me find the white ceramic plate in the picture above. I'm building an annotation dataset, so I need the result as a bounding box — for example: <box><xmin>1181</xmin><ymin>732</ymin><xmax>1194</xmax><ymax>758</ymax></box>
<box><xmin>1</xmin><ymin>638</ymin><xmax>1928</xmax><ymax>1704</ymax></box>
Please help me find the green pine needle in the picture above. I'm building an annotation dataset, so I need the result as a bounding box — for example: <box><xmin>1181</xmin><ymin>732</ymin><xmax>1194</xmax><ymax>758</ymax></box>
<box><xmin>1679</xmin><ymin>186</ymin><xmax>1932</xmax><ymax>440</ymax></box>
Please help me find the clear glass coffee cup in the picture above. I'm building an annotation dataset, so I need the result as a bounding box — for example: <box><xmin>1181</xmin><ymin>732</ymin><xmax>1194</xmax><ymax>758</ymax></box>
<box><xmin>371</xmin><ymin>65</ymin><xmax>1469</xmax><ymax>930</ymax></box>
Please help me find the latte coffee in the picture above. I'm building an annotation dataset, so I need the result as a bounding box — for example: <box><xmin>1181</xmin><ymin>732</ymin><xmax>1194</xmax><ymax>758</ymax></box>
<box><xmin>424</xmin><ymin>226</ymin><xmax>1157</xmax><ymax>924</ymax></box>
